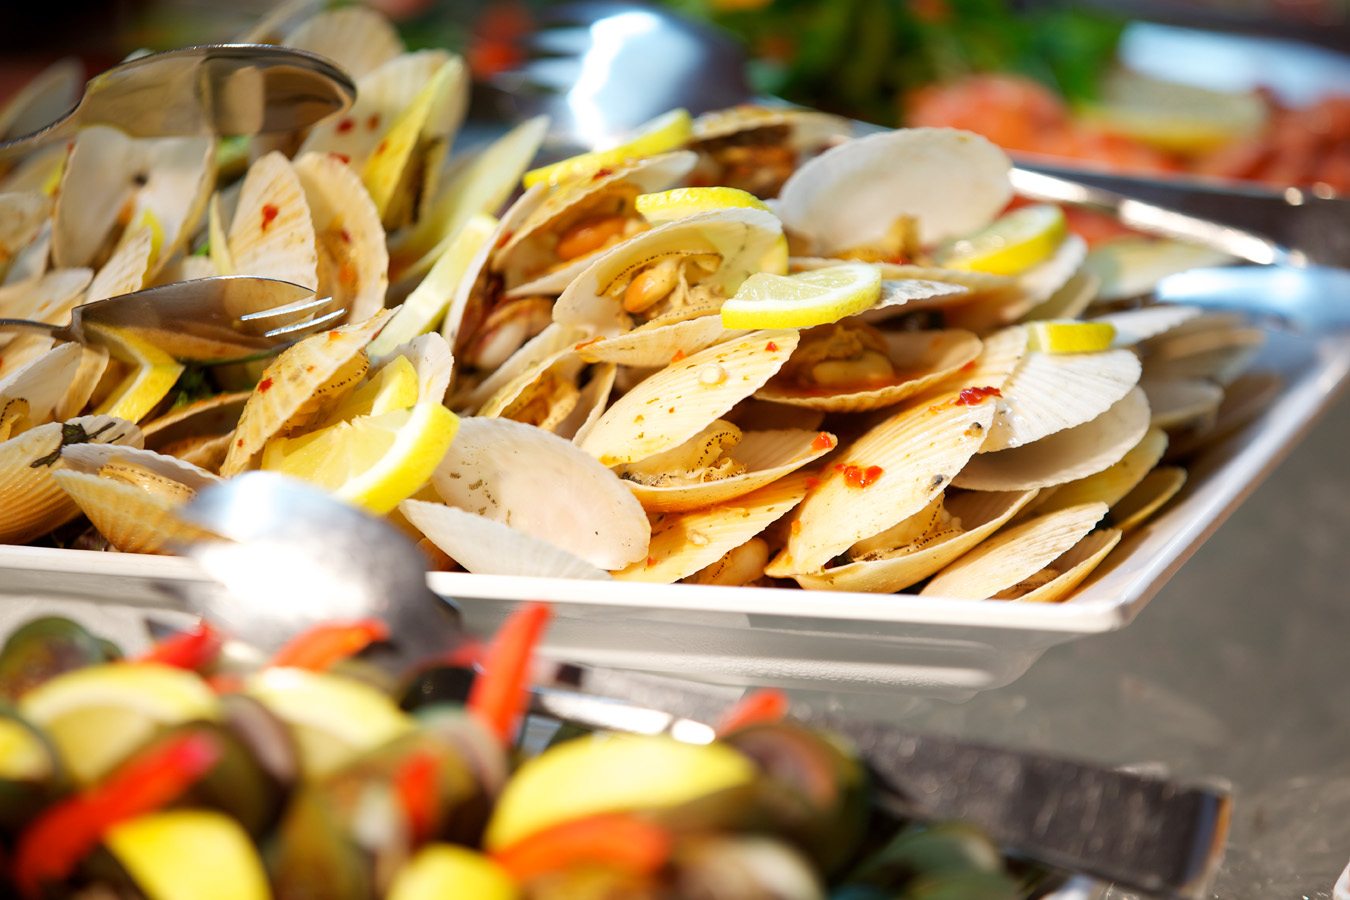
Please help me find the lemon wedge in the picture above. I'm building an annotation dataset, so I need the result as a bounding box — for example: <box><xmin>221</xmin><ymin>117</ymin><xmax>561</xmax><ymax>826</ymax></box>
<box><xmin>316</xmin><ymin>355</ymin><xmax>419</xmax><ymax>427</ymax></box>
<box><xmin>936</xmin><ymin>204</ymin><xmax>1067</xmax><ymax>276</ymax></box>
<box><xmin>247</xmin><ymin>668</ymin><xmax>413</xmax><ymax>778</ymax></box>
<box><xmin>18</xmin><ymin>662</ymin><xmax>218</xmax><ymax>784</ymax></box>
<box><xmin>636</xmin><ymin>186</ymin><xmax>770</xmax><ymax>221</ymax></box>
<box><xmin>262</xmin><ymin>401</ymin><xmax>459</xmax><ymax>514</ymax></box>
<box><xmin>720</xmin><ymin>263</ymin><xmax>881</xmax><ymax>330</ymax></box>
<box><xmin>523</xmin><ymin>108</ymin><xmax>691</xmax><ymax>188</ymax></box>
<box><xmin>105</xmin><ymin>811</ymin><xmax>270</xmax><ymax>900</ymax></box>
<box><xmin>389</xmin><ymin>845</ymin><xmax>517</xmax><ymax>900</ymax></box>
<box><xmin>88</xmin><ymin>324</ymin><xmax>185</xmax><ymax>424</ymax></box>
<box><xmin>1026</xmin><ymin>320</ymin><xmax>1117</xmax><ymax>354</ymax></box>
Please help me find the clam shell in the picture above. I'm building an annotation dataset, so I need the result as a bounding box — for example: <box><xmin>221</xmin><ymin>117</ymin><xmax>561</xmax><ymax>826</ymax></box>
<box><xmin>0</xmin><ymin>341</ymin><xmax>82</xmax><ymax>425</ymax></box>
<box><xmin>131</xmin><ymin>137</ymin><xmax>215</xmax><ymax>279</ymax></box>
<box><xmin>575</xmin><ymin>316</ymin><xmax>738</xmax><ymax>368</ymax></box>
<box><xmin>692</xmin><ymin>106</ymin><xmax>849</xmax><ymax>146</ymax></box>
<box><xmin>920</xmin><ymin>502</ymin><xmax>1108</xmax><ymax>599</ymax></box>
<box><xmin>474</xmin><ymin>348</ymin><xmax>582</xmax><ymax>431</ymax></box>
<box><xmin>982</xmin><ymin>348</ymin><xmax>1141</xmax><ymax>452</ymax></box>
<box><xmin>1084</xmin><ymin>237</ymin><xmax>1232</xmax><ymax>303</ymax></box>
<box><xmin>1167</xmin><ymin>370</ymin><xmax>1281</xmax><ymax>460</ymax></box>
<box><xmin>4</xmin><ymin>221</ymin><xmax>52</xmax><ymax>287</ymax></box>
<box><xmin>1142</xmin><ymin>378</ymin><xmax>1224</xmax><ymax>431</ymax></box>
<box><xmin>220</xmin><ymin>309</ymin><xmax>391</xmax><ymax>476</ymax></box>
<box><xmin>284</xmin><ymin>6</ymin><xmax>403</xmax><ymax>79</ymax></box>
<box><xmin>401</xmin><ymin>500</ymin><xmax>609</xmax><ymax>579</ymax></box>
<box><xmin>1013</xmin><ymin>528</ymin><xmax>1122</xmax><ymax>603</ymax></box>
<box><xmin>227</xmin><ymin>152</ymin><xmax>319</xmax><ymax>291</ymax></box>
<box><xmin>551</xmin><ymin>208</ymin><xmax>785</xmax><ymax>335</ymax></box>
<box><xmin>1</xmin><ymin>141</ymin><xmax>67</xmax><ymax>196</ymax></box>
<box><xmin>390</xmin><ymin>116</ymin><xmax>548</xmax><ymax>287</ymax></box>
<box><xmin>1140</xmin><ymin>323</ymin><xmax>1264</xmax><ymax>385</ymax></box>
<box><xmin>457</xmin><ymin>321</ymin><xmax>581</xmax><ymax>413</ymax></box>
<box><xmin>495</xmin><ymin>151</ymin><xmax>697</xmax><ymax>292</ymax></box>
<box><xmin>1092</xmin><ymin>304</ymin><xmax>1201</xmax><ymax>347</ymax></box>
<box><xmin>0</xmin><ymin>335</ymin><xmax>55</xmax><ymax>381</ymax></box>
<box><xmin>1022</xmin><ymin>270</ymin><xmax>1100</xmax><ymax>322</ymax></box>
<box><xmin>944</xmin><ymin>236</ymin><xmax>1088</xmax><ymax>332</ymax></box>
<box><xmin>758</xmin><ymin>329</ymin><xmax>982</xmax><ymax>412</ymax></box>
<box><xmin>558</xmin><ymin>362</ymin><xmax>615</xmax><ymax>444</ymax></box>
<box><xmin>624</xmin><ymin>427</ymin><xmax>835</xmax><ymax>513</ymax></box>
<box><xmin>612</xmin><ymin>473</ymin><xmax>810</xmax><ymax>583</ymax></box>
<box><xmin>143</xmin><ymin>391</ymin><xmax>248</xmax><ymax>461</ymax></box>
<box><xmin>726</xmin><ymin>398</ymin><xmax>825</xmax><ymax>433</ymax></box>
<box><xmin>578</xmin><ymin>329</ymin><xmax>799</xmax><ymax>466</ymax></box>
<box><xmin>85</xmin><ymin>224</ymin><xmax>154</xmax><ymax>304</ymax></box>
<box><xmin>776</xmin><ymin>128</ymin><xmax>1012</xmax><ymax>254</ymax></box>
<box><xmin>55</xmin><ymin>345</ymin><xmax>110</xmax><ymax>422</ymax></box>
<box><xmin>921</xmin><ymin>325</ymin><xmax>1028</xmax><ymax>397</ymax></box>
<box><xmin>0</xmin><ymin>58</ymin><xmax>81</xmax><ymax>140</ymax></box>
<box><xmin>792</xmin><ymin>257</ymin><xmax>1017</xmax><ymax>301</ymax></box>
<box><xmin>52</xmin><ymin>126</ymin><xmax>140</xmax><ymax>269</ymax></box>
<box><xmin>53</xmin><ymin>444</ymin><xmax>220</xmax><ymax>554</ymax></box>
<box><xmin>789</xmin><ymin>488</ymin><xmax>1038</xmax><ymax>593</ymax></box>
<box><xmin>954</xmin><ymin>387</ymin><xmax>1151</xmax><ymax>491</ymax></box>
<box><xmin>0</xmin><ymin>192</ymin><xmax>52</xmax><ymax>264</ymax></box>
<box><xmin>1029</xmin><ymin>428</ymin><xmax>1167</xmax><ymax>516</ymax></box>
<box><xmin>207</xmin><ymin>192</ymin><xmax>234</xmax><ymax>275</ymax></box>
<box><xmin>1108</xmin><ymin>466</ymin><xmax>1186</xmax><ymax>531</ymax></box>
<box><xmin>293</xmin><ymin>152</ymin><xmax>388</xmax><ymax>322</ymax></box>
<box><xmin>0</xmin><ymin>414</ymin><xmax>142</xmax><ymax>544</ymax></box>
<box><xmin>430</xmin><ymin>416</ymin><xmax>649</xmax><ymax>569</ymax></box>
<box><xmin>774</xmin><ymin>388</ymin><xmax>999</xmax><ymax>574</ymax></box>
<box><xmin>377</xmin><ymin>332</ymin><xmax>454</xmax><ymax>405</ymax></box>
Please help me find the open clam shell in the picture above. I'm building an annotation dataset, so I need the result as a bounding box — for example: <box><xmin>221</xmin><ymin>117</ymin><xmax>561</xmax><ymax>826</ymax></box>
<box><xmin>430</xmin><ymin>416</ymin><xmax>649</xmax><ymax>570</ymax></box>
<box><xmin>1011</xmin><ymin>528</ymin><xmax>1122</xmax><ymax>603</ymax></box>
<box><xmin>776</xmin><ymin>128</ymin><xmax>1012</xmax><ymax>255</ymax></box>
<box><xmin>1142</xmin><ymin>378</ymin><xmax>1224</xmax><ymax>431</ymax></box>
<box><xmin>293</xmin><ymin>152</ymin><xmax>388</xmax><ymax>322</ymax></box>
<box><xmin>376</xmin><ymin>332</ymin><xmax>454</xmax><ymax>406</ymax></box>
<box><xmin>55</xmin><ymin>345</ymin><xmax>110</xmax><ymax>423</ymax></box>
<box><xmin>1167</xmin><ymin>370</ymin><xmax>1281</xmax><ymax>460</ymax></box>
<box><xmin>1092</xmin><ymin>304</ymin><xmax>1202</xmax><ymax>347</ymax></box>
<box><xmin>474</xmin><ymin>348</ymin><xmax>587</xmax><ymax>433</ymax></box>
<box><xmin>578</xmin><ymin>329</ymin><xmax>799</xmax><ymax>466</ymax></box>
<box><xmin>85</xmin><ymin>225</ymin><xmax>154</xmax><ymax>304</ymax></box>
<box><xmin>772</xmin><ymin>387</ymin><xmax>999</xmax><ymax>575</ymax></box>
<box><xmin>0</xmin><ymin>341</ymin><xmax>83</xmax><ymax>427</ymax></box>
<box><xmin>226</xmin><ymin>152</ymin><xmax>319</xmax><ymax>291</ymax></box>
<box><xmin>1028</xmin><ymin>427</ymin><xmax>1168</xmax><ymax>517</ymax></box>
<box><xmin>944</xmin><ymin>236</ymin><xmax>1088</xmax><ymax>332</ymax></box>
<box><xmin>1022</xmin><ymin>270</ymin><xmax>1100</xmax><ymax>322</ymax></box>
<box><xmin>401</xmin><ymin>501</ymin><xmax>609</xmax><ymax>579</ymax></box>
<box><xmin>284</xmin><ymin>5</ymin><xmax>403</xmax><ymax>80</ymax></box>
<box><xmin>621</xmin><ymin>425</ymin><xmax>836</xmax><ymax>513</ymax></box>
<box><xmin>0</xmin><ymin>415</ymin><xmax>142</xmax><ymax>544</ymax></box>
<box><xmin>559</xmin><ymin>362</ymin><xmax>615</xmax><ymax>444</ymax></box>
<box><xmin>0</xmin><ymin>58</ymin><xmax>81</xmax><ymax>141</ymax></box>
<box><xmin>53</xmin><ymin>444</ymin><xmax>220</xmax><ymax>554</ymax></box>
<box><xmin>981</xmin><ymin>347</ymin><xmax>1141</xmax><ymax>452</ymax></box>
<box><xmin>0</xmin><ymin>192</ymin><xmax>52</xmax><ymax>269</ymax></box>
<box><xmin>1084</xmin><ymin>237</ymin><xmax>1233</xmax><ymax>303</ymax></box>
<box><xmin>689</xmin><ymin>106</ymin><xmax>850</xmax><ymax>198</ymax></box>
<box><xmin>1139</xmin><ymin>319</ymin><xmax>1265</xmax><ymax>385</ymax></box>
<box><xmin>220</xmin><ymin>309</ymin><xmax>391</xmax><ymax>476</ymax></box>
<box><xmin>142</xmin><ymin>391</ymin><xmax>248</xmax><ymax>473</ymax></box>
<box><xmin>612</xmin><ymin>473</ymin><xmax>810</xmax><ymax>583</ymax></box>
<box><xmin>922</xmin><ymin>325</ymin><xmax>1028</xmax><ymax>398</ymax></box>
<box><xmin>131</xmin><ymin>137</ymin><xmax>215</xmax><ymax>279</ymax></box>
<box><xmin>955</xmin><ymin>386</ymin><xmax>1151</xmax><ymax>491</ymax></box>
<box><xmin>758</xmin><ymin>328</ymin><xmax>982</xmax><ymax>412</ymax></box>
<box><xmin>495</xmin><ymin>151</ymin><xmax>697</xmax><ymax>292</ymax></box>
<box><xmin>920</xmin><ymin>502</ymin><xmax>1108</xmax><ymax>600</ymax></box>
<box><xmin>574</xmin><ymin>315</ymin><xmax>738</xmax><ymax>369</ymax></box>
<box><xmin>551</xmin><ymin>208</ymin><xmax>785</xmax><ymax>335</ymax></box>
<box><xmin>790</xmin><ymin>488</ymin><xmax>1039</xmax><ymax>593</ymax></box>
<box><xmin>52</xmin><ymin>126</ymin><xmax>140</xmax><ymax>269</ymax></box>
<box><xmin>1108</xmin><ymin>466</ymin><xmax>1186</xmax><ymax>531</ymax></box>
<box><xmin>456</xmin><ymin>321</ymin><xmax>581</xmax><ymax>413</ymax></box>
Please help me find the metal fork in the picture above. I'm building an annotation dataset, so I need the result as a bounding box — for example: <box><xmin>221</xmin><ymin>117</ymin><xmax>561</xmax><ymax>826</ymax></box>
<box><xmin>0</xmin><ymin>276</ymin><xmax>345</xmax><ymax>362</ymax></box>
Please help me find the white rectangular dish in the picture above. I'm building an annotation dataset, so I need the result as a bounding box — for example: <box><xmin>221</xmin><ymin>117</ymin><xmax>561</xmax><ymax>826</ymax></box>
<box><xmin>3</xmin><ymin>323</ymin><xmax>1346</xmax><ymax>698</ymax></box>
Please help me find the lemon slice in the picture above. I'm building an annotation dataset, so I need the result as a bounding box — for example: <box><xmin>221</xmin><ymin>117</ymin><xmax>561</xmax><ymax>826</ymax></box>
<box><xmin>389</xmin><ymin>845</ymin><xmax>517</xmax><ymax>900</ymax></box>
<box><xmin>1026</xmin><ymin>320</ymin><xmax>1117</xmax><ymax>354</ymax></box>
<box><xmin>18</xmin><ymin>662</ymin><xmax>218</xmax><ymax>784</ymax></box>
<box><xmin>315</xmin><ymin>355</ymin><xmax>419</xmax><ymax>428</ymax></box>
<box><xmin>88</xmin><ymin>324</ymin><xmax>185</xmax><ymax>424</ymax></box>
<box><xmin>371</xmin><ymin>212</ymin><xmax>497</xmax><ymax>356</ymax></box>
<box><xmin>936</xmin><ymin>204</ymin><xmax>1067</xmax><ymax>276</ymax></box>
<box><xmin>720</xmin><ymin>263</ymin><xmax>881</xmax><ymax>330</ymax></box>
<box><xmin>636</xmin><ymin>186</ymin><xmax>770</xmax><ymax>221</ymax></box>
<box><xmin>523</xmin><ymin>108</ymin><xmax>691</xmax><ymax>188</ymax></box>
<box><xmin>247</xmin><ymin>668</ymin><xmax>413</xmax><ymax>778</ymax></box>
<box><xmin>262</xmin><ymin>401</ymin><xmax>459</xmax><ymax>514</ymax></box>
<box><xmin>106</xmin><ymin>811</ymin><xmax>270</xmax><ymax>900</ymax></box>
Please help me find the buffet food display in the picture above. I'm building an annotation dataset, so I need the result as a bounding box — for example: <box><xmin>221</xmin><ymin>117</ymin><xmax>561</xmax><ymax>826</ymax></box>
<box><xmin>0</xmin><ymin>3</ymin><xmax>1273</xmax><ymax>608</ymax></box>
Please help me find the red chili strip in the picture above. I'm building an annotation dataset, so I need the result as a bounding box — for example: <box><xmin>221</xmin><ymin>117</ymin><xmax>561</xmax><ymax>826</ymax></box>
<box><xmin>468</xmin><ymin>603</ymin><xmax>552</xmax><ymax>745</ymax></box>
<box><xmin>269</xmin><ymin>619</ymin><xmax>390</xmax><ymax>671</ymax></box>
<box><xmin>136</xmin><ymin>620</ymin><xmax>222</xmax><ymax>672</ymax></box>
<box><xmin>493</xmin><ymin>813</ymin><xmax>672</xmax><ymax>882</ymax></box>
<box><xmin>393</xmin><ymin>750</ymin><xmax>441</xmax><ymax>844</ymax></box>
<box><xmin>716</xmin><ymin>688</ymin><xmax>790</xmax><ymax>736</ymax></box>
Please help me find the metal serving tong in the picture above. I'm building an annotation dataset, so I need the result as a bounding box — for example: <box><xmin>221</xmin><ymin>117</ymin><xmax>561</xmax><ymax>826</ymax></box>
<box><xmin>115</xmin><ymin>472</ymin><xmax>1232</xmax><ymax>898</ymax></box>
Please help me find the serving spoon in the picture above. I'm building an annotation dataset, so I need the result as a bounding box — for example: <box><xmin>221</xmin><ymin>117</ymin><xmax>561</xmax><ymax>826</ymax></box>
<box><xmin>0</xmin><ymin>44</ymin><xmax>355</xmax><ymax>157</ymax></box>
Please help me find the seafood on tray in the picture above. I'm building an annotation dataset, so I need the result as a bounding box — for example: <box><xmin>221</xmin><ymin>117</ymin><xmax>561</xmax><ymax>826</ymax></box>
<box><xmin>0</xmin><ymin>607</ymin><xmax>1060</xmax><ymax>899</ymax></box>
<box><xmin>0</xmin><ymin>2</ymin><xmax>1274</xmax><ymax>604</ymax></box>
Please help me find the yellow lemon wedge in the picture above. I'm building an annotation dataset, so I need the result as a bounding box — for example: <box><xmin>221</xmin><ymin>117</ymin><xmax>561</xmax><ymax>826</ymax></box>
<box><xmin>247</xmin><ymin>668</ymin><xmax>414</xmax><ymax>778</ymax></box>
<box><xmin>105</xmin><ymin>811</ymin><xmax>270</xmax><ymax>900</ymax></box>
<box><xmin>18</xmin><ymin>662</ymin><xmax>218</xmax><ymax>784</ymax></box>
<box><xmin>370</xmin><ymin>212</ymin><xmax>498</xmax><ymax>357</ymax></box>
<box><xmin>88</xmin><ymin>324</ymin><xmax>185</xmax><ymax>424</ymax></box>
<box><xmin>523</xmin><ymin>108</ymin><xmax>691</xmax><ymax>188</ymax></box>
<box><xmin>388</xmin><ymin>845</ymin><xmax>518</xmax><ymax>900</ymax></box>
<box><xmin>362</xmin><ymin>59</ymin><xmax>460</xmax><ymax>223</ymax></box>
<box><xmin>316</xmin><ymin>355</ymin><xmax>420</xmax><ymax>427</ymax></box>
<box><xmin>636</xmin><ymin>186</ymin><xmax>770</xmax><ymax>221</ymax></box>
<box><xmin>720</xmin><ymin>263</ymin><xmax>881</xmax><ymax>330</ymax></box>
<box><xmin>936</xmin><ymin>204</ymin><xmax>1067</xmax><ymax>276</ymax></box>
<box><xmin>261</xmin><ymin>401</ymin><xmax>459</xmax><ymax>515</ymax></box>
<box><xmin>1026</xmin><ymin>320</ymin><xmax>1117</xmax><ymax>354</ymax></box>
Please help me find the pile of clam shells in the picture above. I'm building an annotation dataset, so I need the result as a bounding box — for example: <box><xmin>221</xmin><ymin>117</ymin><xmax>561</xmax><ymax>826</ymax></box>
<box><xmin>0</xmin><ymin>4</ymin><xmax>1273</xmax><ymax>601</ymax></box>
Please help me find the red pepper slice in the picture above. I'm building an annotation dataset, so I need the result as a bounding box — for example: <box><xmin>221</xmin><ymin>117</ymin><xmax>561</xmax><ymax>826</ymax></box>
<box><xmin>468</xmin><ymin>603</ymin><xmax>552</xmax><ymax>745</ymax></box>
<box><xmin>716</xmin><ymin>689</ymin><xmax>790</xmax><ymax>735</ymax></box>
<box><xmin>14</xmin><ymin>731</ymin><xmax>221</xmax><ymax>897</ymax></box>
<box><xmin>269</xmin><ymin>619</ymin><xmax>389</xmax><ymax>671</ymax></box>
<box><xmin>136</xmin><ymin>620</ymin><xmax>222</xmax><ymax>672</ymax></box>
<box><xmin>493</xmin><ymin>813</ymin><xmax>672</xmax><ymax>882</ymax></box>
<box><xmin>392</xmin><ymin>750</ymin><xmax>441</xmax><ymax>844</ymax></box>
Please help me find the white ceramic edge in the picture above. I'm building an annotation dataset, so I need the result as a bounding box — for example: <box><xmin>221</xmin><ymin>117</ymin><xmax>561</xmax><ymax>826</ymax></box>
<box><xmin>1336</xmin><ymin>858</ymin><xmax>1350</xmax><ymax>900</ymax></box>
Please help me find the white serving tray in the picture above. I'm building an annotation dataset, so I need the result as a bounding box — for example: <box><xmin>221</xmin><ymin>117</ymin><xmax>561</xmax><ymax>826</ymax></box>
<box><xmin>2</xmin><ymin>323</ymin><xmax>1346</xmax><ymax>698</ymax></box>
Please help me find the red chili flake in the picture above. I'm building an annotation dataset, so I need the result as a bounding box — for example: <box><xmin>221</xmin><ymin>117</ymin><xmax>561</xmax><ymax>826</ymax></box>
<box><xmin>260</xmin><ymin>204</ymin><xmax>279</xmax><ymax>231</ymax></box>
<box><xmin>959</xmin><ymin>360</ymin><xmax>977</xmax><ymax>373</ymax></box>
<box><xmin>574</xmin><ymin>336</ymin><xmax>602</xmax><ymax>351</ymax></box>
<box><xmin>257</xmin><ymin>377</ymin><xmax>273</xmax><ymax>393</ymax></box>
<box><xmin>367</xmin><ymin>113</ymin><xmax>381</xmax><ymax>131</ymax></box>
<box><xmin>837</xmin><ymin>463</ymin><xmax>883</xmax><ymax>489</ymax></box>
<box><xmin>328</xmin><ymin>331</ymin><xmax>342</xmax><ymax>341</ymax></box>
<box><xmin>336</xmin><ymin>117</ymin><xmax>355</xmax><ymax>134</ymax></box>
<box><xmin>765</xmin><ymin>341</ymin><xmax>779</xmax><ymax>352</ymax></box>
<box><xmin>373</xmin><ymin>139</ymin><xmax>388</xmax><ymax>156</ymax></box>
<box><xmin>393</xmin><ymin>751</ymin><xmax>440</xmax><ymax>844</ymax></box>
<box><xmin>804</xmin><ymin>476</ymin><xmax>820</xmax><ymax>490</ymax></box>
<box><xmin>811</xmin><ymin>432</ymin><xmax>834</xmax><ymax>452</ymax></box>
<box><xmin>236</xmin><ymin>438</ymin><xmax>244</xmax><ymax>448</ymax></box>
<box><xmin>305</xmin><ymin>364</ymin><xmax>315</xmax><ymax>373</ymax></box>
<box><xmin>592</xmin><ymin>167</ymin><xmax>614</xmax><ymax>180</ymax></box>
<box><xmin>496</xmin><ymin>230</ymin><xmax>515</xmax><ymax>249</ymax></box>
<box><xmin>790</xmin><ymin>520</ymin><xmax>802</xmax><ymax>534</ymax></box>
<box><xmin>646</xmin><ymin>556</ymin><xmax>657</xmax><ymax>567</ymax></box>
<box><xmin>667</xmin><ymin>407</ymin><xmax>676</xmax><ymax>414</ymax></box>
<box><xmin>670</xmin><ymin>349</ymin><xmax>687</xmax><ymax>363</ymax></box>
<box><xmin>339</xmin><ymin>260</ymin><xmax>358</xmax><ymax>287</ymax></box>
<box><xmin>955</xmin><ymin>386</ymin><xmax>1001</xmax><ymax>406</ymax></box>
<box><xmin>330</xmin><ymin>152</ymin><xmax>351</xmax><ymax>165</ymax></box>
<box><xmin>339</xmin><ymin>228</ymin><xmax>352</xmax><ymax>244</ymax></box>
